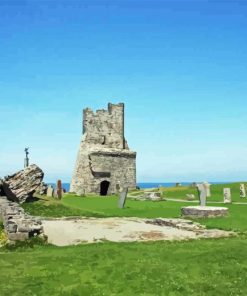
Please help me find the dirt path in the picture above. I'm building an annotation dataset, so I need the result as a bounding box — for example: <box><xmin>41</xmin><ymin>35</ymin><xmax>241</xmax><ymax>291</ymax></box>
<box><xmin>42</xmin><ymin>217</ymin><xmax>233</xmax><ymax>246</ymax></box>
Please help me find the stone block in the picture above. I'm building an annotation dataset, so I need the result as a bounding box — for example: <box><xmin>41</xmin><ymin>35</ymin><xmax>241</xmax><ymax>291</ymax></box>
<box><xmin>8</xmin><ymin>232</ymin><xmax>29</xmax><ymax>241</ymax></box>
<box><xmin>181</xmin><ymin>206</ymin><xmax>228</xmax><ymax>218</ymax></box>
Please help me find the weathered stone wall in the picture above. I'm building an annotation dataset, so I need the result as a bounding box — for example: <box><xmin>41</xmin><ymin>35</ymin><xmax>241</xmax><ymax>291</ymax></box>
<box><xmin>70</xmin><ymin>103</ymin><xmax>136</xmax><ymax>195</ymax></box>
<box><xmin>0</xmin><ymin>196</ymin><xmax>43</xmax><ymax>241</ymax></box>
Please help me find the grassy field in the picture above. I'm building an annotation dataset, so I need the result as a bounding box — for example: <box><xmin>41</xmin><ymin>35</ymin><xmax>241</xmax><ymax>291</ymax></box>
<box><xmin>160</xmin><ymin>182</ymin><xmax>247</xmax><ymax>203</ymax></box>
<box><xmin>1</xmin><ymin>183</ymin><xmax>247</xmax><ymax>295</ymax></box>
<box><xmin>1</xmin><ymin>237</ymin><xmax>247</xmax><ymax>295</ymax></box>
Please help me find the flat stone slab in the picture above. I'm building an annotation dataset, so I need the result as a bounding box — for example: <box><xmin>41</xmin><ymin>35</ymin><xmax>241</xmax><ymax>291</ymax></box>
<box><xmin>181</xmin><ymin>206</ymin><xmax>228</xmax><ymax>218</ymax></box>
<box><xmin>41</xmin><ymin>217</ymin><xmax>233</xmax><ymax>246</ymax></box>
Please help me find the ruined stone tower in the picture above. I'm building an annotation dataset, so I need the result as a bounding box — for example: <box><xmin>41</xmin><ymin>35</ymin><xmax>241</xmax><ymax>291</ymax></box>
<box><xmin>70</xmin><ymin>103</ymin><xmax>136</xmax><ymax>195</ymax></box>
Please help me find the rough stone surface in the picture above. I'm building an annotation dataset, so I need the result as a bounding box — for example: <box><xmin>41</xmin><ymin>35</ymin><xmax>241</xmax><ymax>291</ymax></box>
<box><xmin>118</xmin><ymin>187</ymin><xmax>128</xmax><ymax>208</ymax></box>
<box><xmin>196</xmin><ymin>183</ymin><xmax>207</xmax><ymax>206</ymax></box>
<box><xmin>70</xmin><ymin>103</ymin><xmax>136</xmax><ymax>195</ymax></box>
<box><xmin>240</xmin><ymin>184</ymin><xmax>246</xmax><ymax>198</ymax></box>
<box><xmin>0</xmin><ymin>196</ymin><xmax>44</xmax><ymax>241</ymax></box>
<box><xmin>56</xmin><ymin>180</ymin><xmax>63</xmax><ymax>199</ymax></box>
<box><xmin>36</xmin><ymin>181</ymin><xmax>48</xmax><ymax>195</ymax></box>
<box><xmin>224</xmin><ymin>188</ymin><xmax>232</xmax><ymax>204</ymax></box>
<box><xmin>181</xmin><ymin>206</ymin><xmax>229</xmax><ymax>218</ymax></box>
<box><xmin>203</xmin><ymin>182</ymin><xmax>211</xmax><ymax>197</ymax></box>
<box><xmin>2</xmin><ymin>164</ymin><xmax>44</xmax><ymax>203</ymax></box>
<box><xmin>46</xmin><ymin>185</ymin><xmax>54</xmax><ymax>197</ymax></box>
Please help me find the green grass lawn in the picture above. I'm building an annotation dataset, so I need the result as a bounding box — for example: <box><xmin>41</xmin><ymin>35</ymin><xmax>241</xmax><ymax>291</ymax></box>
<box><xmin>1</xmin><ymin>237</ymin><xmax>247</xmax><ymax>295</ymax></box>
<box><xmin>1</xmin><ymin>183</ymin><xmax>247</xmax><ymax>295</ymax></box>
<box><xmin>21</xmin><ymin>193</ymin><xmax>247</xmax><ymax>232</ymax></box>
<box><xmin>162</xmin><ymin>182</ymin><xmax>247</xmax><ymax>203</ymax></box>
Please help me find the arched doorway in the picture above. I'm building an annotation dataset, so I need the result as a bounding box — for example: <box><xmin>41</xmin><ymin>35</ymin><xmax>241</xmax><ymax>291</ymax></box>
<box><xmin>100</xmin><ymin>181</ymin><xmax>110</xmax><ymax>196</ymax></box>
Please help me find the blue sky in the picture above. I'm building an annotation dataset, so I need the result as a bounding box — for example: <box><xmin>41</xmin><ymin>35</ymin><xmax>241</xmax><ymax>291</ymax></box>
<box><xmin>0</xmin><ymin>0</ymin><xmax>247</xmax><ymax>182</ymax></box>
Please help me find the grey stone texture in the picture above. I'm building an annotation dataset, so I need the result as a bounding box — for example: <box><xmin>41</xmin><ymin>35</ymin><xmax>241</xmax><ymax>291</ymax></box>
<box><xmin>118</xmin><ymin>187</ymin><xmax>128</xmax><ymax>208</ymax></box>
<box><xmin>1</xmin><ymin>164</ymin><xmax>44</xmax><ymax>204</ymax></box>
<box><xmin>196</xmin><ymin>183</ymin><xmax>207</xmax><ymax>206</ymax></box>
<box><xmin>47</xmin><ymin>185</ymin><xmax>54</xmax><ymax>197</ymax></box>
<box><xmin>0</xmin><ymin>196</ymin><xmax>43</xmax><ymax>241</ymax></box>
<box><xmin>70</xmin><ymin>103</ymin><xmax>136</xmax><ymax>195</ymax></box>
<box><xmin>240</xmin><ymin>184</ymin><xmax>246</xmax><ymax>198</ymax></box>
<box><xmin>223</xmin><ymin>188</ymin><xmax>232</xmax><ymax>203</ymax></box>
<box><xmin>181</xmin><ymin>206</ymin><xmax>228</xmax><ymax>218</ymax></box>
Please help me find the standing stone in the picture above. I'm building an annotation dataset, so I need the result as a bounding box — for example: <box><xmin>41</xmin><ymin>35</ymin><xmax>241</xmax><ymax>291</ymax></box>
<box><xmin>196</xmin><ymin>183</ymin><xmax>207</xmax><ymax>206</ymax></box>
<box><xmin>56</xmin><ymin>180</ymin><xmax>62</xmax><ymax>199</ymax></box>
<box><xmin>118</xmin><ymin>187</ymin><xmax>128</xmax><ymax>208</ymax></box>
<box><xmin>240</xmin><ymin>184</ymin><xmax>246</xmax><ymax>198</ymax></box>
<box><xmin>2</xmin><ymin>164</ymin><xmax>44</xmax><ymax>203</ymax></box>
<box><xmin>47</xmin><ymin>185</ymin><xmax>54</xmax><ymax>198</ymax></box>
<box><xmin>203</xmin><ymin>182</ymin><xmax>211</xmax><ymax>197</ymax></box>
<box><xmin>223</xmin><ymin>188</ymin><xmax>231</xmax><ymax>204</ymax></box>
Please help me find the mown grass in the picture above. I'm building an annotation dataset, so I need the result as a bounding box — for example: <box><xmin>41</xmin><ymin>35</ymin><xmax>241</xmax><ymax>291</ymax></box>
<box><xmin>161</xmin><ymin>182</ymin><xmax>247</xmax><ymax>203</ymax></box>
<box><xmin>1</xmin><ymin>183</ymin><xmax>247</xmax><ymax>295</ymax></box>
<box><xmin>21</xmin><ymin>193</ymin><xmax>247</xmax><ymax>232</ymax></box>
<box><xmin>1</xmin><ymin>237</ymin><xmax>247</xmax><ymax>295</ymax></box>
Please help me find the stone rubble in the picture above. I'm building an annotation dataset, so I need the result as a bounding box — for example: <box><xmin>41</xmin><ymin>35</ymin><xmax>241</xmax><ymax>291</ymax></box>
<box><xmin>145</xmin><ymin>218</ymin><xmax>206</xmax><ymax>232</ymax></box>
<box><xmin>1</xmin><ymin>164</ymin><xmax>44</xmax><ymax>203</ymax></box>
<box><xmin>0</xmin><ymin>195</ymin><xmax>44</xmax><ymax>241</ymax></box>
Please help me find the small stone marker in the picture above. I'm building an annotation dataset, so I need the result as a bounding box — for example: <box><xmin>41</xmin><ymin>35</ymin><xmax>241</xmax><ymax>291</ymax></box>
<box><xmin>118</xmin><ymin>187</ymin><xmax>128</xmax><ymax>208</ymax></box>
<box><xmin>197</xmin><ymin>183</ymin><xmax>207</xmax><ymax>206</ymax></box>
<box><xmin>47</xmin><ymin>185</ymin><xmax>54</xmax><ymax>197</ymax></box>
<box><xmin>56</xmin><ymin>180</ymin><xmax>62</xmax><ymax>199</ymax></box>
<box><xmin>223</xmin><ymin>188</ymin><xmax>231</xmax><ymax>203</ymax></box>
<box><xmin>240</xmin><ymin>184</ymin><xmax>246</xmax><ymax>198</ymax></box>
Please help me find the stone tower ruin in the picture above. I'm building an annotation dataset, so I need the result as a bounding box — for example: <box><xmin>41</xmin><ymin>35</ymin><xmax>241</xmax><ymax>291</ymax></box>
<box><xmin>70</xmin><ymin>103</ymin><xmax>136</xmax><ymax>195</ymax></box>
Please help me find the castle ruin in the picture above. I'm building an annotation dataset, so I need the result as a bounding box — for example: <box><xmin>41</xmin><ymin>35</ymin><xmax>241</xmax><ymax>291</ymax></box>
<box><xmin>70</xmin><ymin>103</ymin><xmax>136</xmax><ymax>195</ymax></box>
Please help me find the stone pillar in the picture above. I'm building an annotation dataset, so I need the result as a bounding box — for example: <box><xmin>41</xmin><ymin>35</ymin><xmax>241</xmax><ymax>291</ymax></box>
<box><xmin>56</xmin><ymin>180</ymin><xmax>62</xmax><ymax>200</ymax></box>
<box><xmin>240</xmin><ymin>184</ymin><xmax>246</xmax><ymax>198</ymax></box>
<box><xmin>197</xmin><ymin>183</ymin><xmax>207</xmax><ymax>206</ymax></box>
<box><xmin>223</xmin><ymin>188</ymin><xmax>231</xmax><ymax>204</ymax></box>
<box><xmin>47</xmin><ymin>185</ymin><xmax>54</xmax><ymax>197</ymax></box>
<box><xmin>118</xmin><ymin>187</ymin><xmax>128</xmax><ymax>208</ymax></box>
<box><xmin>203</xmin><ymin>182</ymin><xmax>211</xmax><ymax>197</ymax></box>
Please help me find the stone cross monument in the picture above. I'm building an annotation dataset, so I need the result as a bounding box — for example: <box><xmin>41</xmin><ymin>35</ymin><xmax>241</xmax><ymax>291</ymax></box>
<box><xmin>24</xmin><ymin>148</ymin><xmax>29</xmax><ymax>168</ymax></box>
<box><xmin>70</xmin><ymin>103</ymin><xmax>136</xmax><ymax>195</ymax></box>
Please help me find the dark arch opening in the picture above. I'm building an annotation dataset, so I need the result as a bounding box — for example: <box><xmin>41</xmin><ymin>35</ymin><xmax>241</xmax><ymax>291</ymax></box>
<box><xmin>100</xmin><ymin>181</ymin><xmax>110</xmax><ymax>196</ymax></box>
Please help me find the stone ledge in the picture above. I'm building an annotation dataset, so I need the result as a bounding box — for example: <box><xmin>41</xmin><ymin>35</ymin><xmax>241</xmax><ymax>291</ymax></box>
<box><xmin>181</xmin><ymin>206</ymin><xmax>229</xmax><ymax>218</ymax></box>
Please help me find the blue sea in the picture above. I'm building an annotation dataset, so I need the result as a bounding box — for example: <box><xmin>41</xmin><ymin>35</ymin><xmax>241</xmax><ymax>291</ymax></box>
<box><xmin>48</xmin><ymin>182</ymin><xmax>229</xmax><ymax>192</ymax></box>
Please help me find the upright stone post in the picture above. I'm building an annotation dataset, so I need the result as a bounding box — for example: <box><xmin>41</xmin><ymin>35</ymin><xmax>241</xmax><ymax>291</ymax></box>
<box><xmin>223</xmin><ymin>188</ymin><xmax>231</xmax><ymax>204</ymax></box>
<box><xmin>203</xmin><ymin>182</ymin><xmax>211</xmax><ymax>197</ymax></box>
<box><xmin>24</xmin><ymin>148</ymin><xmax>29</xmax><ymax>168</ymax></box>
<box><xmin>56</xmin><ymin>180</ymin><xmax>62</xmax><ymax>199</ymax></box>
<box><xmin>196</xmin><ymin>183</ymin><xmax>207</xmax><ymax>206</ymax></box>
<box><xmin>118</xmin><ymin>186</ymin><xmax>128</xmax><ymax>208</ymax></box>
<box><xmin>240</xmin><ymin>184</ymin><xmax>246</xmax><ymax>198</ymax></box>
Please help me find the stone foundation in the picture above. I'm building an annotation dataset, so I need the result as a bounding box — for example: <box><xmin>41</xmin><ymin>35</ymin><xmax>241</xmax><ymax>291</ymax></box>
<box><xmin>181</xmin><ymin>206</ymin><xmax>228</xmax><ymax>218</ymax></box>
<box><xmin>0</xmin><ymin>196</ymin><xmax>43</xmax><ymax>241</ymax></box>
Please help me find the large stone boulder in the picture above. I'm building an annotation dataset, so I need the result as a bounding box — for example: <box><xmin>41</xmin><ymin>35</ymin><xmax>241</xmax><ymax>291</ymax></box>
<box><xmin>2</xmin><ymin>164</ymin><xmax>44</xmax><ymax>203</ymax></box>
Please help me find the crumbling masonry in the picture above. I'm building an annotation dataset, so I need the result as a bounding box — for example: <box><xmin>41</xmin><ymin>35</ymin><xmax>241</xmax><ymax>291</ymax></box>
<box><xmin>70</xmin><ymin>103</ymin><xmax>136</xmax><ymax>195</ymax></box>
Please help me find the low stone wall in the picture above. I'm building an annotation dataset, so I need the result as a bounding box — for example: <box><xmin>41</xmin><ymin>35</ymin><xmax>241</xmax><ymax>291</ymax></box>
<box><xmin>0</xmin><ymin>196</ymin><xmax>43</xmax><ymax>241</ymax></box>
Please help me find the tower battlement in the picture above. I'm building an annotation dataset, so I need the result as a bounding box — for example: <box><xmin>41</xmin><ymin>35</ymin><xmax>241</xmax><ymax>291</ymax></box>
<box><xmin>82</xmin><ymin>103</ymin><xmax>125</xmax><ymax>149</ymax></box>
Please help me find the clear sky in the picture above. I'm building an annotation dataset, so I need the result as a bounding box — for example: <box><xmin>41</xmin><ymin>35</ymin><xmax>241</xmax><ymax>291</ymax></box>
<box><xmin>0</xmin><ymin>0</ymin><xmax>247</xmax><ymax>182</ymax></box>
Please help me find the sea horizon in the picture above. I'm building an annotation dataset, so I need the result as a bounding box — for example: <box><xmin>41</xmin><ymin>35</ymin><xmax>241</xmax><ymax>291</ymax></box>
<box><xmin>47</xmin><ymin>181</ymin><xmax>235</xmax><ymax>192</ymax></box>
